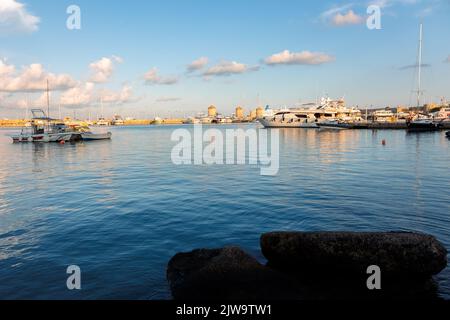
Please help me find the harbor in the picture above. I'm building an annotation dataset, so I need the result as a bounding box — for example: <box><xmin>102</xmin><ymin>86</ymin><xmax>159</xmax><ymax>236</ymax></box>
<box><xmin>1</xmin><ymin>0</ymin><xmax>450</xmax><ymax>305</ymax></box>
<box><xmin>3</xmin><ymin>101</ymin><xmax>450</xmax><ymax>131</ymax></box>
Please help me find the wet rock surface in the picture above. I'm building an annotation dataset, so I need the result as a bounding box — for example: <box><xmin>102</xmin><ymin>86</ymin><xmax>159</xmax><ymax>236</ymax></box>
<box><xmin>167</xmin><ymin>232</ymin><xmax>448</xmax><ymax>300</ymax></box>
<box><xmin>261</xmin><ymin>231</ymin><xmax>447</xmax><ymax>277</ymax></box>
<box><xmin>167</xmin><ymin>246</ymin><xmax>304</xmax><ymax>300</ymax></box>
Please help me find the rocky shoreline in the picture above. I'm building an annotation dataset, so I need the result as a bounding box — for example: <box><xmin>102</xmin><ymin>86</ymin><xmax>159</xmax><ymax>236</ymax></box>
<box><xmin>167</xmin><ymin>231</ymin><xmax>448</xmax><ymax>300</ymax></box>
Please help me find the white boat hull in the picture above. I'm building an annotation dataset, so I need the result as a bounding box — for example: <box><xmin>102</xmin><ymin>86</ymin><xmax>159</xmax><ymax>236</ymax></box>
<box><xmin>258</xmin><ymin>118</ymin><xmax>318</xmax><ymax>128</ymax></box>
<box><xmin>81</xmin><ymin>132</ymin><xmax>112</xmax><ymax>141</ymax></box>
<box><xmin>10</xmin><ymin>132</ymin><xmax>76</xmax><ymax>143</ymax></box>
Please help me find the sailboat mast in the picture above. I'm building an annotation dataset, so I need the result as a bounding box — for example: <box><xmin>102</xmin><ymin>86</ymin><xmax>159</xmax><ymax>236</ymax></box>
<box><xmin>47</xmin><ymin>79</ymin><xmax>50</xmax><ymax>118</ymax></box>
<box><xmin>417</xmin><ymin>23</ymin><xmax>423</xmax><ymax>108</ymax></box>
<box><xmin>101</xmin><ymin>96</ymin><xmax>104</xmax><ymax>118</ymax></box>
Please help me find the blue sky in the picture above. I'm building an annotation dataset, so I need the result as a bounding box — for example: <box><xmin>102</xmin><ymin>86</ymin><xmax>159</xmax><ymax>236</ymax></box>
<box><xmin>0</xmin><ymin>0</ymin><xmax>449</xmax><ymax>118</ymax></box>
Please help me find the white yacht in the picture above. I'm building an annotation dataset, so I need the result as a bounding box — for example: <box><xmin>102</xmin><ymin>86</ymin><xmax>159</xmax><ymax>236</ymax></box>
<box><xmin>258</xmin><ymin>98</ymin><xmax>362</xmax><ymax>128</ymax></box>
<box><xmin>372</xmin><ymin>109</ymin><xmax>395</xmax><ymax>122</ymax></box>
<box><xmin>111</xmin><ymin>115</ymin><xmax>124</xmax><ymax>126</ymax></box>
<box><xmin>96</xmin><ymin>117</ymin><xmax>109</xmax><ymax>126</ymax></box>
<box><xmin>259</xmin><ymin>110</ymin><xmax>318</xmax><ymax>128</ymax></box>
<box><xmin>435</xmin><ymin>107</ymin><xmax>450</xmax><ymax>120</ymax></box>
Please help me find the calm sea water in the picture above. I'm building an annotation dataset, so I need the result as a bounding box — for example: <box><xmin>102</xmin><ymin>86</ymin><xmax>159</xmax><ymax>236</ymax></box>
<box><xmin>0</xmin><ymin>125</ymin><xmax>449</xmax><ymax>300</ymax></box>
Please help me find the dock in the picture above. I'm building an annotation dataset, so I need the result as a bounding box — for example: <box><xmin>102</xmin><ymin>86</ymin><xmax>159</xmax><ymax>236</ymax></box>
<box><xmin>334</xmin><ymin>121</ymin><xmax>450</xmax><ymax>130</ymax></box>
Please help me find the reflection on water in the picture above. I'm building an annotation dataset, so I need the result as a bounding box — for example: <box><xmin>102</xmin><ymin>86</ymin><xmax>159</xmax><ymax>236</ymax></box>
<box><xmin>0</xmin><ymin>125</ymin><xmax>449</xmax><ymax>299</ymax></box>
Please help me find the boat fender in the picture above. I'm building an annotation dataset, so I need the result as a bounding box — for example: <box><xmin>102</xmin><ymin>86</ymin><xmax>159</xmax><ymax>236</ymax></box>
<box><xmin>59</xmin><ymin>140</ymin><xmax>65</xmax><ymax>145</ymax></box>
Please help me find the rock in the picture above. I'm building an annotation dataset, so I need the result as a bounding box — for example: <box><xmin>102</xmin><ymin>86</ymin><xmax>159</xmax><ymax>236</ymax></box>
<box><xmin>167</xmin><ymin>246</ymin><xmax>304</xmax><ymax>300</ymax></box>
<box><xmin>261</xmin><ymin>231</ymin><xmax>447</xmax><ymax>277</ymax></box>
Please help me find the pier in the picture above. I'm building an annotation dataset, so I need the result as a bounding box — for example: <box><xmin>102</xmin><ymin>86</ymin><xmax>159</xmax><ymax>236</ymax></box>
<box><xmin>336</xmin><ymin>121</ymin><xmax>450</xmax><ymax>130</ymax></box>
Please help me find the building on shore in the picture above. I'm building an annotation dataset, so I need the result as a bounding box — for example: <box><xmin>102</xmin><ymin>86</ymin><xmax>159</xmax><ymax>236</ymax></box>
<box><xmin>256</xmin><ymin>107</ymin><xmax>264</xmax><ymax>119</ymax></box>
<box><xmin>235</xmin><ymin>106</ymin><xmax>244</xmax><ymax>119</ymax></box>
<box><xmin>208</xmin><ymin>105</ymin><xmax>217</xmax><ymax>118</ymax></box>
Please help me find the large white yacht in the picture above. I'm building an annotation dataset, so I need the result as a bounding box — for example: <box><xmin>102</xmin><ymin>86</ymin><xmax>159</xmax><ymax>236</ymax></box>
<box><xmin>258</xmin><ymin>97</ymin><xmax>362</xmax><ymax>128</ymax></box>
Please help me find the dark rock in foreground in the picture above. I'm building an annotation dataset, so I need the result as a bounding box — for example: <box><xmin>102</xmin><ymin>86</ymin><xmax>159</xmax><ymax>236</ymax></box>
<box><xmin>167</xmin><ymin>246</ymin><xmax>304</xmax><ymax>300</ymax></box>
<box><xmin>261</xmin><ymin>231</ymin><xmax>447</xmax><ymax>277</ymax></box>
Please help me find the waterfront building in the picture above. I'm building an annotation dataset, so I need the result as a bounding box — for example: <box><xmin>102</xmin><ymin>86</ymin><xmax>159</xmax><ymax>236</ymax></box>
<box><xmin>235</xmin><ymin>106</ymin><xmax>244</xmax><ymax>119</ymax></box>
<box><xmin>208</xmin><ymin>105</ymin><xmax>217</xmax><ymax>118</ymax></box>
<box><xmin>256</xmin><ymin>107</ymin><xmax>264</xmax><ymax>119</ymax></box>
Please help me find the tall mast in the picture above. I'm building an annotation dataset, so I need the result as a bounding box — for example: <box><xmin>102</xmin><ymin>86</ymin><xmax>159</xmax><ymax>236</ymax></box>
<box><xmin>47</xmin><ymin>79</ymin><xmax>50</xmax><ymax>118</ymax></box>
<box><xmin>416</xmin><ymin>23</ymin><xmax>423</xmax><ymax>108</ymax></box>
<box><xmin>25</xmin><ymin>93</ymin><xmax>29</xmax><ymax>120</ymax></box>
<box><xmin>100</xmin><ymin>95</ymin><xmax>104</xmax><ymax>118</ymax></box>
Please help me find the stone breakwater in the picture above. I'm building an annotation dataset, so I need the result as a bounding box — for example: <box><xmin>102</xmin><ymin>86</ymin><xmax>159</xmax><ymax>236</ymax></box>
<box><xmin>167</xmin><ymin>231</ymin><xmax>448</xmax><ymax>300</ymax></box>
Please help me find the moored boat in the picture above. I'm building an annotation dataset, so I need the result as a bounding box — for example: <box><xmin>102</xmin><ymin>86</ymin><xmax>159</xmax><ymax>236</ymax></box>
<box><xmin>258</xmin><ymin>110</ymin><xmax>318</xmax><ymax>128</ymax></box>
<box><xmin>407</xmin><ymin>118</ymin><xmax>443</xmax><ymax>132</ymax></box>
<box><xmin>9</xmin><ymin>109</ymin><xmax>80</xmax><ymax>143</ymax></box>
<box><xmin>80</xmin><ymin>132</ymin><xmax>112</xmax><ymax>141</ymax></box>
<box><xmin>317</xmin><ymin>120</ymin><xmax>351</xmax><ymax>130</ymax></box>
<box><xmin>258</xmin><ymin>97</ymin><xmax>362</xmax><ymax>129</ymax></box>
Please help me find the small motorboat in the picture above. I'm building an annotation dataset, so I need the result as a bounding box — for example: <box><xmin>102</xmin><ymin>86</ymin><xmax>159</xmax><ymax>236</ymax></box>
<box><xmin>81</xmin><ymin>132</ymin><xmax>112</xmax><ymax>141</ymax></box>
<box><xmin>407</xmin><ymin>119</ymin><xmax>442</xmax><ymax>132</ymax></box>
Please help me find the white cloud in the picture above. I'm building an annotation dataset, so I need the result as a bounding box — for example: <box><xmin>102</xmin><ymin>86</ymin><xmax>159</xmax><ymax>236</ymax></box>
<box><xmin>0</xmin><ymin>60</ymin><xmax>77</xmax><ymax>92</ymax></box>
<box><xmin>0</xmin><ymin>0</ymin><xmax>40</xmax><ymax>35</ymax></box>
<box><xmin>203</xmin><ymin>61</ymin><xmax>259</xmax><ymax>76</ymax></box>
<box><xmin>144</xmin><ymin>68</ymin><xmax>178</xmax><ymax>85</ymax></box>
<box><xmin>100</xmin><ymin>85</ymin><xmax>135</xmax><ymax>104</ymax></box>
<box><xmin>264</xmin><ymin>50</ymin><xmax>335</xmax><ymax>66</ymax></box>
<box><xmin>331</xmin><ymin>10</ymin><xmax>364</xmax><ymax>26</ymax></box>
<box><xmin>321</xmin><ymin>3</ymin><xmax>355</xmax><ymax>20</ymax></box>
<box><xmin>156</xmin><ymin>96</ymin><xmax>181</xmax><ymax>102</ymax></box>
<box><xmin>0</xmin><ymin>59</ymin><xmax>15</xmax><ymax>76</ymax></box>
<box><xmin>187</xmin><ymin>57</ymin><xmax>209</xmax><ymax>72</ymax></box>
<box><xmin>60</xmin><ymin>82</ymin><xmax>135</xmax><ymax>107</ymax></box>
<box><xmin>60</xmin><ymin>82</ymin><xmax>95</xmax><ymax>106</ymax></box>
<box><xmin>89</xmin><ymin>56</ymin><xmax>123</xmax><ymax>83</ymax></box>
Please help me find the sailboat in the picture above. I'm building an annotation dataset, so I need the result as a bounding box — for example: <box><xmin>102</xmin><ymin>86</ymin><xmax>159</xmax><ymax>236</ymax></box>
<box><xmin>96</xmin><ymin>96</ymin><xmax>110</xmax><ymax>126</ymax></box>
<box><xmin>407</xmin><ymin>24</ymin><xmax>443</xmax><ymax>132</ymax></box>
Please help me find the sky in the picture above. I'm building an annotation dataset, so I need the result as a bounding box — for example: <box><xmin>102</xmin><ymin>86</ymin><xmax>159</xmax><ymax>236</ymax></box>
<box><xmin>0</xmin><ymin>0</ymin><xmax>449</xmax><ymax>119</ymax></box>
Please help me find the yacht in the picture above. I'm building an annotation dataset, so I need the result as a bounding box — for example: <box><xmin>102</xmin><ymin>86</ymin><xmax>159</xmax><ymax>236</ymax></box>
<box><xmin>407</xmin><ymin>117</ymin><xmax>442</xmax><ymax>132</ymax></box>
<box><xmin>259</xmin><ymin>109</ymin><xmax>318</xmax><ymax>128</ymax></box>
<box><xmin>372</xmin><ymin>109</ymin><xmax>395</xmax><ymax>122</ymax></box>
<box><xmin>258</xmin><ymin>97</ymin><xmax>362</xmax><ymax>128</ymax></box>
<box><xmin>111</xmin><ymin>115</ymin><xmax>124</xmax><ymax>126</ymax></box>
<box><xmin>214</xmin><ymin>115</ymin><xmax>233</xmax><ymax>124</ymax></box>
<box><xmin>96</xmin><ymin>117</ymin><xmax>109</xmax><ymax>126</ymax></box>
<box><xmin>406</xmin><ymin>24</ymin><xmax>445</xmax><ymax>133</ymax></box>
<box><xmin>435</xmin><ymin>107</ymin><xmax>450</xmax><ymax>120</ymax></box>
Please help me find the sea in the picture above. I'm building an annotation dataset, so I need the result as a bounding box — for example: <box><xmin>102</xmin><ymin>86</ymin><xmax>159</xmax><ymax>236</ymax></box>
<box><xmin>0</xmin><ymin>124</ymin><xmax>449</xmax><ymax>299</ymax></box>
